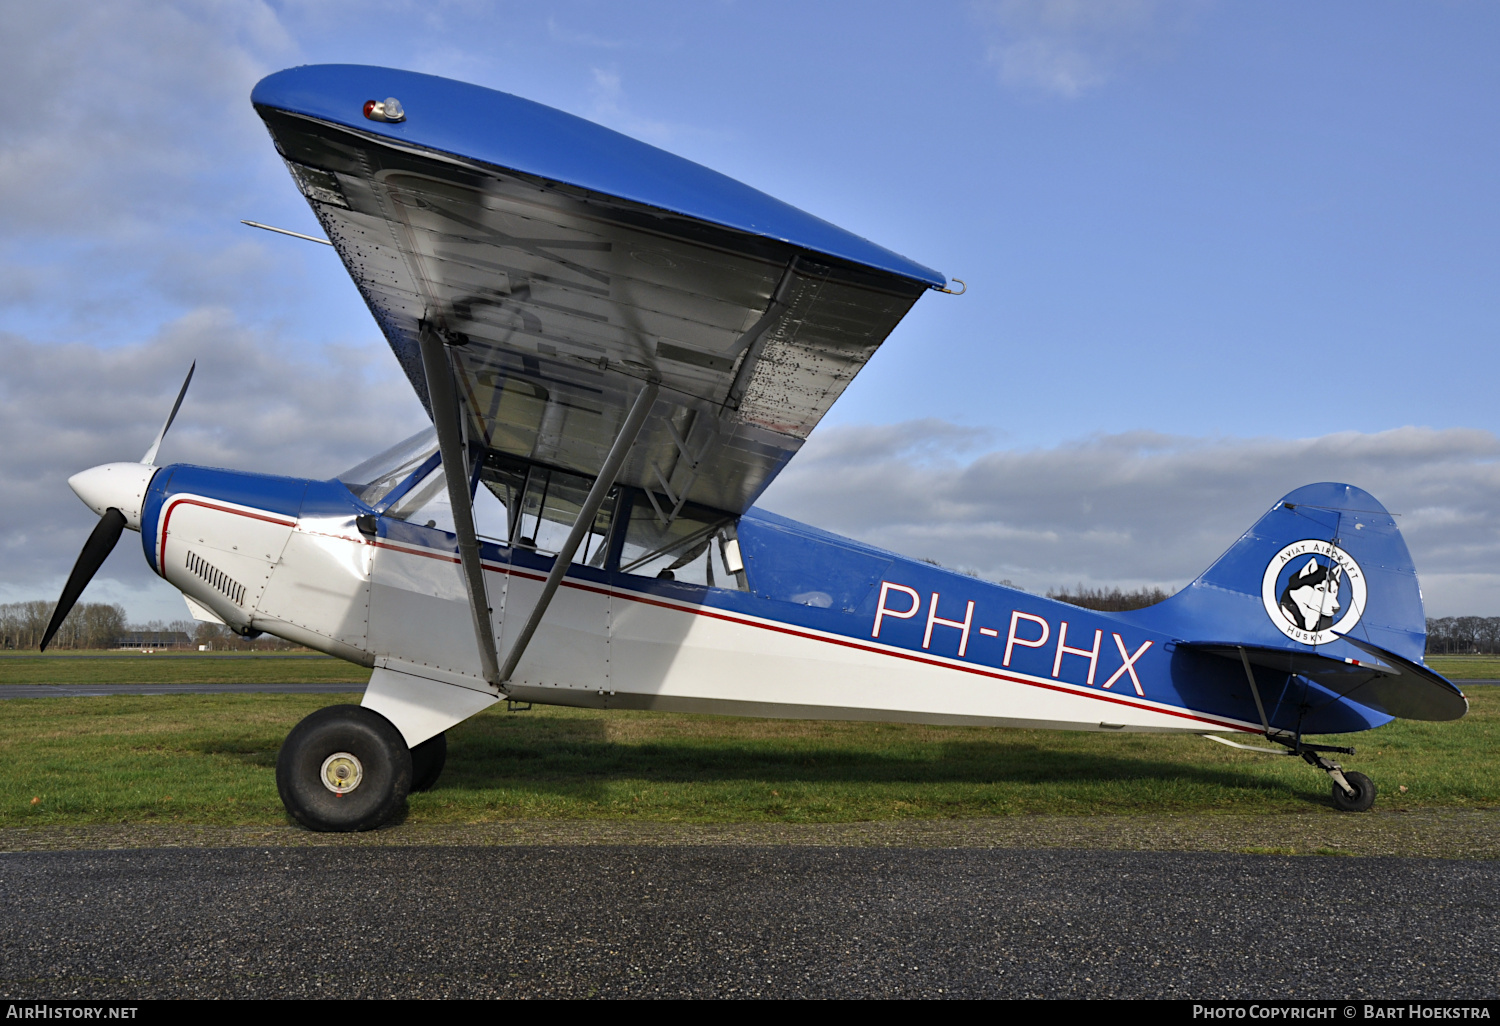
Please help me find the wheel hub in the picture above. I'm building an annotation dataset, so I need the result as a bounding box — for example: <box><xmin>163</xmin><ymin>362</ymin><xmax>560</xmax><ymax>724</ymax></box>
<box><xmin>320</xmin><ymin>752</ymin><xmax>364</xmax><ymax>795</ymax></box>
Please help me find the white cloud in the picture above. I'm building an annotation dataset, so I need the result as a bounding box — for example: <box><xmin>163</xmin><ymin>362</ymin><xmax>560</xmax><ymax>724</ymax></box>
<box><xmin>548</xmin><ymin>16</ymin><xmax>628</xmax><ymax>50</ymax></box>
<box><xmin>587</xmin><ymin>66</ymin><xmax>678</xmax><ymax>145</ymax></box>
<box><xmin>0</xmin><ymin>1</ymin><xmax>319</xmax><ymax>353</ymax></box>
<box><xmin>976</xmin><ymin>0</ymin><xmax>1200</xmax><ymax>97</ymax></box>
<box><xmin>0</xmin><ymin>1</ymin><xmax>294</xmax><ymax>238</ymax></box>
<box><xmin>0</xmin><ymin>314</ymin><xmax>425</xmax><ymax>620</ymax></box>
<box><xmin>757</xmin><ymin>420</ymin><xmax>1500</xmax><ymax>616</ymax></box>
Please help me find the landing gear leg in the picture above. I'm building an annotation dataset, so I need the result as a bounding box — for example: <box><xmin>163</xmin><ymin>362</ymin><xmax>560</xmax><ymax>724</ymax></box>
<box><xmin>1304</xmin><ymin>750</ymin><xmax>1376</xmax><ymax>812</ymax></box>
<box><xmin>410</xmin><ymin>732</ymin><xmax>447</xmax><ymax>792</ymax></box>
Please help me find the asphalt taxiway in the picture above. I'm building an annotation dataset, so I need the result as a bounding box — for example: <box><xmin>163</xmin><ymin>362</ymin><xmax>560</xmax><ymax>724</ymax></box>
<box><xmin>0</xmin><ymin>845</ymin><xmax>1495</xmax><ymax>998</ymax></box>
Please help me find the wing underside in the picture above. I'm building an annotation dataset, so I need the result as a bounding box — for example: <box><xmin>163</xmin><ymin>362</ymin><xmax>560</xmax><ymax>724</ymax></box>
<box><xmin>256</xmin><ymin>105</ymin><xmax>930</xmax><ymax>515</ymax></box>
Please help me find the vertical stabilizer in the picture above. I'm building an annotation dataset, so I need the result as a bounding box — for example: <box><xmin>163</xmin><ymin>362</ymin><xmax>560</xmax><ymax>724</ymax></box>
<box><xmin>1131</xmin><ymin>483</ymin><xmax>1427</xmax><ymax>664</ymax></box>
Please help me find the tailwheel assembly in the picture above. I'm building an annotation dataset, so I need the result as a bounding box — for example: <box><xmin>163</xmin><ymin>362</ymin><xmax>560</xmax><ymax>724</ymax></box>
<box><xmin>277</xmin><ymin>704</ymin><xmax>412</xmax><ymax>831</ymax></box>
<box><xmin>1292</xmin><ymin>744</ymin><xmax>1377</xmax><ymax>813</ymax></box>
<box><xmin>1202</xmin><ymin>646</ymin><xmax>1380</xmax><ymax>812</ymax></box>
<box><xmin>1202</xmin><ymin>734</ymin><xmax>1378</xmax><ymax>812</ymax></box>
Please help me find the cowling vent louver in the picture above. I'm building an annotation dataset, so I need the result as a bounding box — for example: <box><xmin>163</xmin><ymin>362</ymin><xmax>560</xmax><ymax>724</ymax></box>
<box><xmin>186</xmin><ymin>550</ymin><xmax>246</xmax><ymax>606</ymax></box>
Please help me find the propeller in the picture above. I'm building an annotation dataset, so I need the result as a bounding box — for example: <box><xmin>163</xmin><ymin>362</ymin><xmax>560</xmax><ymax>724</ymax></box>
<box><xmin>140</xmin><ymin>361</ymin><xmax>194</xmax><ymax>466</ymax></box>
<box><xmin>40</xmin><ymin>362</ymin><xmax>196</xmax><ymax>651</ymax></box>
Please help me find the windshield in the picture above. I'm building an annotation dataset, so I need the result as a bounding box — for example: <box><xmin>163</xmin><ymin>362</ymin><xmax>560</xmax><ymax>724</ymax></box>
<box><xmin>337</xmin><ymin>427</ymin><xmax>438</xmax><ymax>506</ymax></box>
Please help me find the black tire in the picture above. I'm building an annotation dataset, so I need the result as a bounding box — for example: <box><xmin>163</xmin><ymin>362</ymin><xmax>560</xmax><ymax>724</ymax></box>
<box><xmin>410</xmin><ymin>732</ymin><xmax>447</xmax><ymax>793</ymax></box>
<box><xmin>1331</xmin><ymin>770</ymin><xmax>1377</xmax><ymax>812</ymax></box>
<box><xmin>276</xmin><ymin>705</ymin><xmax>411</xmax><ymax>832</ymax></box>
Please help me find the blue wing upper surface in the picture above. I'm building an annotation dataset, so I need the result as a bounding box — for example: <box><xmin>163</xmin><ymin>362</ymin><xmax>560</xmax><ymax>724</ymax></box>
<box><xmin>252</xmin><ymin>65</ymin><xmax>946</xmax><ymax>514</ymax></box>
<box><xmin>253</xmin><ymin>66</ymin><xmax>946</xmax><ymax>289</ymax></box>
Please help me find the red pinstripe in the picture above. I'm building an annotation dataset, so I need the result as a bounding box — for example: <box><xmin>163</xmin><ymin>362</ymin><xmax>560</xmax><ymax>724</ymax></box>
<box><xmin>163</xmin><ymin>501</ymin><xmax>1260</xmax><ymax>734</ymax></box>
<box><xmin>157</xmin><ymin>497</ymin><xmax>296</xmax><ymax>576</ymax></box>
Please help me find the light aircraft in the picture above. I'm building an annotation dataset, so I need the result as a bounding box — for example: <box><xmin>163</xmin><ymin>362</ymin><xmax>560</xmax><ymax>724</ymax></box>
<box><xmin>45</xmin><ymin>65</ymin><xmax>1467</xmax><ymax>831</ymax></box>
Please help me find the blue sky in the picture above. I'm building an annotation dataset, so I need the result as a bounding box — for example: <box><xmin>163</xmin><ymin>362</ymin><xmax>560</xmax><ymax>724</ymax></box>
<box><xmin>3</xmin><ymin>1</ymin><xmax>1498</xmax><ymax>620</ymax></box>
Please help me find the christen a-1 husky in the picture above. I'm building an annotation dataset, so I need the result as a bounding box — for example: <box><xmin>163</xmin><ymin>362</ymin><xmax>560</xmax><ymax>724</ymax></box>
<box><xmin>46</xmin><ymin>65</ymin><xmax>1467</xmax><ymax>831</ymax></box>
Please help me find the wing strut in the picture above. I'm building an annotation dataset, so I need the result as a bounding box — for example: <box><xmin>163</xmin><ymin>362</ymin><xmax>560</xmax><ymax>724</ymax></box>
<box><xmin>419</xmin><ymin>325</ymin><xmax>503</xmax><ymax>688</ymax></box>
<box><xmin>498</xmin><ymin>377</ymin><xmax>660</xmax><ymax>684</ymax></box>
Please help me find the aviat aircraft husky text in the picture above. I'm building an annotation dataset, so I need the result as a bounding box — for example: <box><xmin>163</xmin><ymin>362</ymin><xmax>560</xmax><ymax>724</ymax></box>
<box><xmin>45</xmin><ymin>65</ymin><xmax>1467</xmax><ymax>830</ymax></box>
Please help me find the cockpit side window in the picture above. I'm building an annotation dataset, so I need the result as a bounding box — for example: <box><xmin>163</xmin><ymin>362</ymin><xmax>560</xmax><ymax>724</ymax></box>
<box><xmin>617</xmin><ymin>489</ymin><xmax>746</xmax><ymax>591</ymax></box>
<box><xmin>342</xmin><ymin>437</ymin><xmax>745</xmax><ymax>585</ymax></box>
<box><xmin>381</xmin><ymin>460</ymin><xmax>511</xmax><ymax>540</ymax></box>
<box><xmin>480</xmin><ymin>455</ymin><xmax>617</xmax><ymax>568</ymax></box>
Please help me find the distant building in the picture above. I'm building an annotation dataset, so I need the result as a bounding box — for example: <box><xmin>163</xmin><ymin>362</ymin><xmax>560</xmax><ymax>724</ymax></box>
<box><xmin>115</xmin><ymin>631</ymin><xmax>193</xmax><ymax>650</ymax></box>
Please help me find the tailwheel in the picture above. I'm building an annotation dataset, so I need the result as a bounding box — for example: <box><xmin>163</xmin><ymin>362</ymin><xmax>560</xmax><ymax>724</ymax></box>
<box><xmin>1293</xmin><ymin>747</ymin><xmax>1377</xmax><ymax>813</ymax></box>
<box><xmin>1330</xmin><ymin>770</ymin><xmax>1377</xmax><ymax>813</ymax></box>
<box><xmin>276</xmin><ymin>705</ymin><xmax>411</xmax><ymax>832</ymax></box>
<box><xmin>410</xmin><ymin>732</ymin><xmax>447</xmax><ymax>793</ymax></box>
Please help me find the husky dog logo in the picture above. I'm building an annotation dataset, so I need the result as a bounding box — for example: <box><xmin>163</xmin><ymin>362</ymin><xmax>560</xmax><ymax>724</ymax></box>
<box><xmin>1280</xmin><ymin>558</ymin><xmax>1342</xmax><ymax>632</ymax></box>
<box><xmin>1260</xmin><ymin>540</ymin><xmax>1367</xmax><ymax>646</ymax></box>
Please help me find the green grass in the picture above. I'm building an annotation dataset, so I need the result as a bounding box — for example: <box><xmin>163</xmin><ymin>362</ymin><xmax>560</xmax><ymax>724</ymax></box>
<box><xmin>0</xmin><ymin>653</ymin><xmax>370</xmax><ymax>685</ymax></box>
<box><xmin>2</xmin><ymin>690</ymin><xmax>1495</xmax><ymax>828</ymax></box>
<box><xmin>1427</xmin><ymin>655</ymin><xmax>1500</xmax><ymax>680</ymax></box>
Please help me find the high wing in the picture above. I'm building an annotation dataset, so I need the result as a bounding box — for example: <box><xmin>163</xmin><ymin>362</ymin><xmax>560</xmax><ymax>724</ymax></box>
<box><xmin>252</xmin><ymin>65</ymin><xmax>947</xmax><ymax>515</ymax></box>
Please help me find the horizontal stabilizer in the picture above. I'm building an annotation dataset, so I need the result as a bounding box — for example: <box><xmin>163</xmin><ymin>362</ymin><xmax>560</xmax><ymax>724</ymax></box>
<box><xmin>1180</xmin><ymin>640</ymin><xmax>1467</xmax><ymax>722</ymax></box>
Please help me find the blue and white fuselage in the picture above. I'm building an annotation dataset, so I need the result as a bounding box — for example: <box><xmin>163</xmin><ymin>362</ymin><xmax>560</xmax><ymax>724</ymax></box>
<box><xmin>97</xmin><ymin>460</ymin><xmax>1408</xmax><ymax>749</ymax></box>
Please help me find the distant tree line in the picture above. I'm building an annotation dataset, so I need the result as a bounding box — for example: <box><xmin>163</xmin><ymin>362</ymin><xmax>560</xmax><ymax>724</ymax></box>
<box><xmin>1425</xmin><ymin>617</ymin><xmax>1500</xmax><ymax>655</ymax></box>
<box><xmin>0</xmin><ymin>600</ymin><xmax>299</xmax><ymax>651</ymax></box>
<box><xmin>0</xmin><ymin>600</ymin><xmax>127</xmax><ymax>650</ymax></box>
<box><xmin>1048</xmin><ymin>586</ymin><xmax>1173</xmax><ymax>612</ymax></box>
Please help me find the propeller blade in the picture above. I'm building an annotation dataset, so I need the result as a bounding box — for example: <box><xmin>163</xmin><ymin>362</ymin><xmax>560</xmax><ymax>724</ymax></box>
<box><xmin>40</xmin><ymin>508</ymin><xmax>127</xmax><ymax>652</ymax></box>
<box><xmin>140</xmin><ymin>361</ymin><xmax>196</xmax><ymax>465</ymax></box>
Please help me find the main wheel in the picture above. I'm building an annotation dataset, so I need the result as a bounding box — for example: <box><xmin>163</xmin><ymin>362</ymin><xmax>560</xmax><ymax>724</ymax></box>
<box><xmin>410</xmin><ymin>732</ymin><xmax>447</xmax><ymax>793</ymax></box>
<box><xmin>1331</xmin><ymin>771</ymin><xmax>1377</xmax><ymax>812</ymax></box>
<box><xmin>276</xmin><ymin>705</ymin><xmax>412</xmax><ymax>832</ymax></box>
